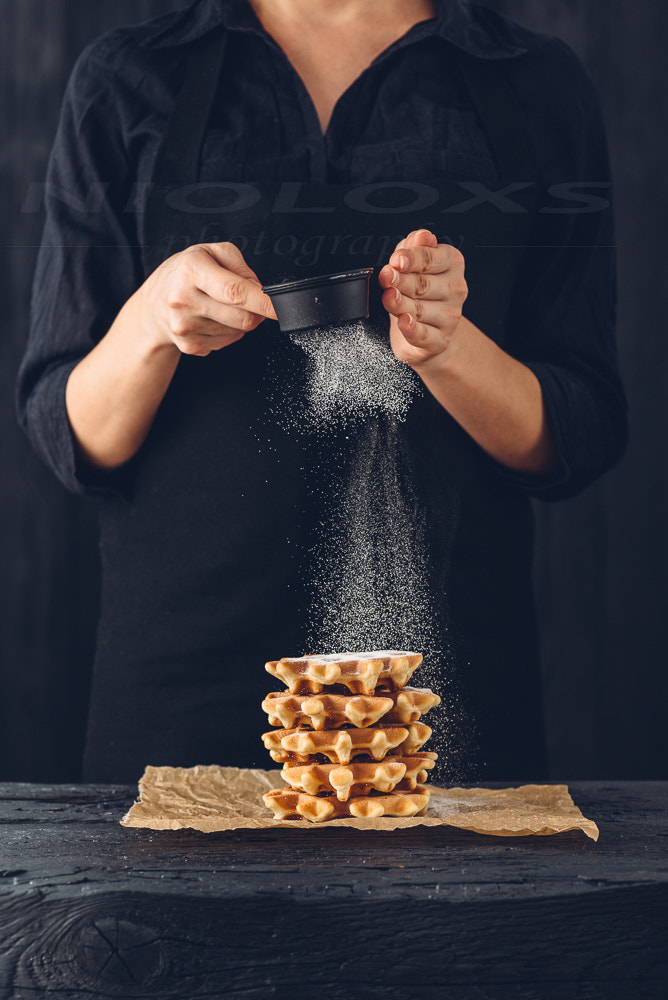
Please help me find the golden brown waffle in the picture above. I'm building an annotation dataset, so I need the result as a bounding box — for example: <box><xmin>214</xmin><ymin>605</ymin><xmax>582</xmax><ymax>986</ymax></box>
<box><xmin>262</xmin><ymin>687</ymin><xmax>440</xmax><ymax>730</ymax></box>
<box><xmin>264</xmin><ymin>787</ymin><xmax>431</xmax><ymax>822</ymax></box>
<box><xmin>261</xmin><ymin>722</ymin><xmax>433</xmax><ymax>765</ymax></box>
<box><xmin>265</xmin><ymin>651</ymin><xmax>423</xmax><ymax>695</ymax></box>
<box><xmin>391</xmin><ymin>722</ymin><xmax>434</xmax><ymax>757</ymax></box>
<box><xmin>281</xmin><ymin>754</ymin><xmax>437</xmax><ymax>801</ymax></box>
<box><xmin>375</xmin><ymin>687</ymin><xmax>441</xmax><ymax>724</ymax></box>
<box><xmin>261</xmin><ymin>691</ymin><xmax>393</xmax><ymax>730</ymax></box>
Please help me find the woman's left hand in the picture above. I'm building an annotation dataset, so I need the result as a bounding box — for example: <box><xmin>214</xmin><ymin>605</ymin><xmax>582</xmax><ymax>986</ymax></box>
<box><xmin>379</xmin><ymin>229</ymin><xmax>468</xmax><ymax>369</ymax></box>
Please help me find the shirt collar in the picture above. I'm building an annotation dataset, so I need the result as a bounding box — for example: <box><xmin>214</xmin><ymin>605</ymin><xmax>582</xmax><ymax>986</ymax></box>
<box><xmin>140</xmin><ymin>0</ymin><xmax>527</xmax><ymax>60</ymax></box>
<box><xmin>433</xmin><ymin>0</ymin><xmax>528</xmax><ymax>59</ymax></box>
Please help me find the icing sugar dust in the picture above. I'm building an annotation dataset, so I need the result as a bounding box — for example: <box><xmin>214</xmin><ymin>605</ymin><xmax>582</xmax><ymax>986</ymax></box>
<box><xmin>286</xmin><ymin>320</ymin><xmax>416</xmax><ymax>427</ymax></box>
<box><xmin>268</xmin><ymin>318</ymin><xmax>474</xmax><ymax>781</ymax></box>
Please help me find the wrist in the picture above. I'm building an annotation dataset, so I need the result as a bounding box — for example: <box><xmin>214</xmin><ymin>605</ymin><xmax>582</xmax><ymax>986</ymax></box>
<box><xmin>128</xmin><ymin>284</ymin><xmax>181</xmax><ymax>363</ymax></box>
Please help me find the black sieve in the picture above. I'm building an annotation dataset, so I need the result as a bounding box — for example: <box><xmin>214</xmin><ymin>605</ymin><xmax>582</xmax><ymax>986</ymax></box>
<box><xmin>263</xmin><ymin>267</ymin><xmax>375</xmax><ymax>333</ymax></box>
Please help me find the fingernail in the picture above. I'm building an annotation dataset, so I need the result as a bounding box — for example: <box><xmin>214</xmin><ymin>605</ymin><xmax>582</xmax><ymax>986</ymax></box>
<box><xmin>390</xmin><ymin>268</ymin><xmax>400</xmax><ymax>286</ymax></box>
<box><xmin>397</xmin><ymin>254</ymin><xmax>409</xmax><ymax>271</ymax></box>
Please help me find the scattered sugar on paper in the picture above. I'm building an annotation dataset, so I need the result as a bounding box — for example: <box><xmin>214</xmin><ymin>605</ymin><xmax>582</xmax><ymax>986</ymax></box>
<box><xmin>267</xmin><ymin>319</ymin><xmax>477</xmax><ymax>781</ymax></box>
<box><xmin>426</xmin><ymin>795</ymin><xmax>488</xmax><ymax>820</ymax></box>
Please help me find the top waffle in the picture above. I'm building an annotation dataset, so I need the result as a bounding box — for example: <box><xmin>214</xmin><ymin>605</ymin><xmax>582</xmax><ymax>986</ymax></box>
<box><xmin>265</xmin><ymin>650</ymin><xmax>423</xmax><ymax>694</ymax></box>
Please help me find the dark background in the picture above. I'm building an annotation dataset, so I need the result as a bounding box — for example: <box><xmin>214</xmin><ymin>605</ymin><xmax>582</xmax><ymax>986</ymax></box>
<box><xmin>0</xmin><ymin>0</ymin><xmax>665</xmax><ymax>782</ymax></box>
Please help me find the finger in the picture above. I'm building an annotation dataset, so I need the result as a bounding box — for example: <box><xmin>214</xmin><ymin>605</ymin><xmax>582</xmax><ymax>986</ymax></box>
<box><xmin>169</xmin><ymin>310</ymin><xmax>251</xmax><ymax>343</ymax></box>
<box><xmin>189</xmin><ymin>244</ymin><xmax>278</xmax><ymax>321</ymax></box>
<box><xmin>379</xmin><ymin>231</ymin><xmax>441</xmax><ymax>290</ymax></box>
<box><xmin>391</xmin><ymin>229</ymin><xmax>437</xmax><ymax>255</ymax></box>
<box><xmin>380</xmin><ymin>267</ymin><xmax>467</xmax><ymax>303</ymax></box>
<box><xmin>382</xmin><ymin>285</ymin><xmax>462</xmax><ymax>329</ymax></box>
<box><xmin>203</xmin><ymin>242</ymin><xmax>279</xmax><ymax>320</ymax></box>
<box><xmin>395</xmin><ymin>312</ymin><xmax>445</xmax><ymax>356</ymax></box>
<box><xmin>190</xmin><ymin>288</ymin><xmax>268</xmax><ymax>334</ymax></box>
<box><xmin>405</xmin><ymin>229</ymin><xmax>439</xmax><ymax>249</ymax></box>
<box><xmin>200</xmin><ymin>241</ymin><xmax>261</xmax><ymax>283</ymax></box>
<box><xmin>390</xmin><ymin>242</ymin><xmax>463</xmax><ymax>277</ymax></box>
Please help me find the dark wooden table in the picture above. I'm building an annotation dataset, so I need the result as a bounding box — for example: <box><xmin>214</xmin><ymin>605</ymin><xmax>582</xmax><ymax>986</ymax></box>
<box><xmin>0</xmin><ymin>781</ymin><xmax>666</xmax><ymax>999</ymax></box>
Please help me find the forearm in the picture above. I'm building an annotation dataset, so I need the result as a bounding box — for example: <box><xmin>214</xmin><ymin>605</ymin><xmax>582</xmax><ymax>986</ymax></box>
<box><xmin>65</xmin><ymin>289</ymin><xmax>180</xmax><ymax>470</ymax></box>
<box><xmin>65</xmin><ymin>243</ymin><xmax>277</xmax><ymax>471</ymax></box>
<box><xmin>414</xmin><ymin>316</ymin><xmax>558</xmax><ymax>475</ymax></box>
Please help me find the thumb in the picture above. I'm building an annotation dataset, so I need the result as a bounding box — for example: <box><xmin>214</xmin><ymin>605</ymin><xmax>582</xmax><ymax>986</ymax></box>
<box><xmin>205</xmin><ymin>241</ymin><xmax>262</xmax><ymax>283</ymax></box>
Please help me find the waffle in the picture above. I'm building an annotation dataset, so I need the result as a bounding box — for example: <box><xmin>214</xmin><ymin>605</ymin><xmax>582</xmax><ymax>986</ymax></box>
<box><xmin>281</xmin><ymin>754</ymin><xmax>437</xmax><ymax>801</ymax></box>
<box><xmin>376</xmin><ymin>687</ymin><xmax>441</xmax><ymax>724</ymax></box>
<box><xmin>262</xmin><ymin>648</ymin><xmax>439</xmax><ymax>823</ymax></box>
<box><xmin>261</xmin><ymin>722</ymin><xmax>433</xmax><ymax>765</ymax></box>
<box><xmin>265</xmin><ymin>651</ymin><xmax>423</xmax><ymax>695</ymax></box>
<box><xmin>262</xmin><ymin>687</ymin><xmax>440</xmax><ymax>730</ymax></box>
<box><xmin>261</xmin><ymin>691</ymin><xmax>393</xmax><ymax>730</ymax></box>
<box><xmin>264</xmin><ymin>787</ymin><xmax>431</xmax><ymax>822</ymax></box>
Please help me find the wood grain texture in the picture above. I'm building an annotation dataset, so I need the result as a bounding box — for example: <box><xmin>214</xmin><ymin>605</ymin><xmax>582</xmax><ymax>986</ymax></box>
<box><xmin>1</xmin><ymin>0</ymin><xmax>667</xmax><ymax>782</ymax></box>
<box><xmin>0</xmin><ymin>781</ymin><xmax>666</xmax><ymax>998</ymax></box>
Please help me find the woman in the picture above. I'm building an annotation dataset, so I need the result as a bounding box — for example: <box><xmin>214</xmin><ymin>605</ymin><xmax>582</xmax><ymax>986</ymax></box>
<box><xmin>17</xmin><ymin>0</ymin><xmax>627</xmax><ymax>782</ymax></box>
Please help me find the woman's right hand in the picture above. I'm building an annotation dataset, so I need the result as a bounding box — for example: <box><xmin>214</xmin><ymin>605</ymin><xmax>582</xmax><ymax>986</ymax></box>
<box><xmin>138</xmin><ymin>242</ymin><xmax>278</xmax><ymax>357</ymax></box>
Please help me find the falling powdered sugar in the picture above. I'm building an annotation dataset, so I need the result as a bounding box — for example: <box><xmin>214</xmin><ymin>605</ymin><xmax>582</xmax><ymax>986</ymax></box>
<box><xmin>265</xmin><ymin>317</ymin><xmax>476</xmax><ymax>781</ymax></box>
<box><xmin>285</xmin><ymin>320</ymin><xmax>417</xmax><ymax>427</ymax></box>
<box><xmin>273</xmin><ymin>321</ymin><xmax>434</xmax><ymax>653</ymax></box>
<box><xmin>304</xmin><ymin>417</ymin><xmax>437</xmax><ymax>654</ymax></box>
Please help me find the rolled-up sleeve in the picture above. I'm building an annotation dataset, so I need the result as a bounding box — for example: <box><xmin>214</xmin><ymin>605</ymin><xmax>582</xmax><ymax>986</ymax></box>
<box><xmin>495</xmin><ymin>37</ymin><xmax>628</xmax><ymax>501</ymax></box>
<box><xmin>16</xmin><ymin>36</ymin><xmax>145</xmax><ymax>497</ymax></box>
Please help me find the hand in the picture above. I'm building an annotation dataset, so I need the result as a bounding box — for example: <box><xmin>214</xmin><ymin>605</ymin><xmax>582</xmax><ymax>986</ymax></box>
<box><xmin>138</xmin><ymin>242</ymin><xmax>277</xmax><ymax>358</ymax></box>
<box><xmin>379</xmin><ymin>229</ymin><xmax>468</xmax><ymax>369</ymax></box>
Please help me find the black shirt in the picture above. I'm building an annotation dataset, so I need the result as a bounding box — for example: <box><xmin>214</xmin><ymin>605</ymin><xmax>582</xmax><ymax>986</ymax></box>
<box><xmin>16</xmin><ymin>0</ymin><xmax>627</xmax><ymax>501</ymax></box>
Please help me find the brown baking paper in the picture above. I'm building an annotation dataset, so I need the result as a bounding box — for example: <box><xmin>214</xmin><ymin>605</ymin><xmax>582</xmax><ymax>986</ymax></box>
<box><xmin>120</xmin><ymin>765</ymin><xmax>599</xmax><ymax>840</ymax></box>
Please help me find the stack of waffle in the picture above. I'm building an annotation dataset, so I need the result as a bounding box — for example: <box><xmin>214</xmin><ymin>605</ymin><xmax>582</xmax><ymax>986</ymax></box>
<box><xmin>261</xmin><ymin>651</ymin><xmax>440</xmax><ymax>822</ymax></box>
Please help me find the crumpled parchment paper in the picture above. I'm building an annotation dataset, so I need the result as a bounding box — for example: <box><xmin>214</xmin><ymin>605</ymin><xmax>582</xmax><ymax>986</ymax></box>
<box><xmin>120</xmin><ymin>765</ymin><xmax>599</xmax><ymax>840</ymax></box>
